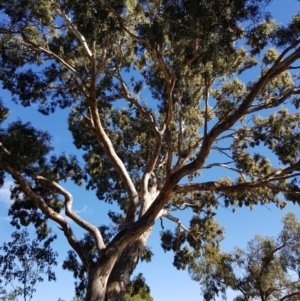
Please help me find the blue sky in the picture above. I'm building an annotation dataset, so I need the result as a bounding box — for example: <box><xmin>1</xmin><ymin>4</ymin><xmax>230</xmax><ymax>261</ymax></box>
<box><xmin>0</xmin><ymin>1</ymin><xmax>300</xmax><ymax>300</ymax></box>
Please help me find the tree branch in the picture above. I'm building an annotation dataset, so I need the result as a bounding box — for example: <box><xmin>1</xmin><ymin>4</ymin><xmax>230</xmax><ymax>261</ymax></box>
<box><xmin>111</xmin><ymin>9</ymin><xmax>177</xmax><ymax>180</ymax></box>
<box><xmin>20</xmin><ymin>38</ymin><xmax>88</xmax><ymax>92</ymax></box>
<box><xmin>114</xmin><ymin>72</ymin><xmax>164</xmax><ymax>216</ymax></box>
<box><xmin>204</xmin><ymin>77</ymin><xmax>210</xmax><ymax>138</ymax></box>
<box><xmin>95</xmin><ymin>46</ymin><xmax>108</xmax><ymax>77</ymax></box>
<box><xmin>288</xmin><ymin>65</ymin><xmax>300</xmax><ymax>69</ymax></box>
<box><xmin>0</xmin><ymin>164</ymin><xmax>90</xmax><ymax>269</ymax></box>
<box><xmin>36</xmin><ymin>176</ymin><xmax>106</xmax><ymax>252</ymax></box>
<box><xmin>279</xmin><ymin>291</ymin><xmax>300</xmax><ymax>301</ymax></box>
<box><xmin>52</xmin><ymin>2</ymin><xmax>93</xmax><ymax>58</ymax></box>
<box><xmin>168</xmin><ymin>202</ymin><xmax>202</xmax><ymax>211</ymax></box>
<box><xmin>177</xmin><ymin>35</ymin><xmax>200</xmax><ymax>73</ymax></box>
<box><xmin>171</xmin><ymin>44</ymin><xmax>300</xmax><ymax>183</ymax></box>
<box><xmin>262</xmin><ymin>161</ymin><xmax>300</xmax><ymax>181</ymax></box>
<box><xmin>165</xmin><ymin>76</ymin><xmax>176</xmax><ymax>176</ymax></box>
<box><xmin>246</xmin><ymin>89</ymin><xmax>300</xmax><ymax>114</ymax></box>
<box><xmin>202</xmin><ymin>162</ymin><xmax>249</xmax><ymax>180</ymax></box>
<box><xmin>115</xmin><ymin>73</ymin><xmax>159</xmax><ymax>127</ymax></box>
<box><xmin>87</xmin><ymin>93</ymin><xmax>139</xmax><ymax>223</ymax></box>
<box><xmin>273</xmin><ymin>40</ymin><xmax>300</xmax><ymax>67</ymax></box>
<box><xmin>111</xmin><ymin>8</ymin><xmax>171</xmax><ymax>83</ymax></box>
<box><xmin>0</xmin><ymin>142</ymin><xmax>11</xmax><ymax>155</ymax></box>
<box><xmin>177</xmin><ymin>105</ymin><xmax>186</xmax><ymax>157</ymax></box>
<box><xmin>160</xmin><ymin>209</ymin><xmax>189</xmax><ymax>233</ymax></box>
<box><xmin>174</xmin><ymin>161</ymin><xmax>300</xmax><ymax>195</ymax></box>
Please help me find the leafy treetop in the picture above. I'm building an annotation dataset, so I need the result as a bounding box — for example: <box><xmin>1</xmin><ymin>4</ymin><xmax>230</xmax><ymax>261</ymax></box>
<box><xmin>0</xmin><ymin>0</ymin><xmax>299</xmax><ymax>300</ymax></box>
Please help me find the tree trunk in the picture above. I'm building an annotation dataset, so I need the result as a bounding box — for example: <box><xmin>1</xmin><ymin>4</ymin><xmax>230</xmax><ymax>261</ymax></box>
<box><xmin>83</xmin><ymin>230</ymin><xmax>151</xmax><ymax>301</ymax></box>
<box><xmin>85</xmin><ymin>266</ymin><xmax>109</xmax><ymax>301</ymax></box>
<box><xmin>105</xmin><ymin>230</ymin><xmax>151</xmax><ymax>301</ymax></box>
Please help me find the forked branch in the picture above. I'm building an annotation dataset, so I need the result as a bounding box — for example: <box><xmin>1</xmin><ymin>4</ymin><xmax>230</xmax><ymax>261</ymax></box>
<box><xmin>114</xmin><ymin>72</ymin><xmax>164</xmax><ymax>200</ymax></box>
<box><xmin>87</xmin><ymin>94</ymin><xmax>139</xmax><ymax>223</ymax></box>
<box><xmin>160</xmin><ymin>209</ymin><xmax>189</xmax><ymax>233</ymax></box>
<box><xmin>36</xmin><ymin>176</ymin><xmax>106</xmax><ymax>252</ymax></box>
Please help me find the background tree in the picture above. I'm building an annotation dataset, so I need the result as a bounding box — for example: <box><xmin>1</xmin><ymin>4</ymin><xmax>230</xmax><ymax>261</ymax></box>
<box><xmin>0</xmin><ymin>229</ymin><xmax>57</xmax><ymax>301</ymax></box>
<box><xmin>190</xmin><ymin>212</ymin><xmax>300</xmax><ymax>301</ymax></box>
<box><xmin>0</xmin><ymin>0</ymin><xmax>300</xmax><ymax>300</ymax></box>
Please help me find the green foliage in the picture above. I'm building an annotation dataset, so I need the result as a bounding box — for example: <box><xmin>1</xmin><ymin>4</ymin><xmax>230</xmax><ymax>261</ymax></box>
<box><xmin>0</xmin><ymin>100</ymin><xmax>9</xmax><ymax>124</ymax></box>
<box><xmin>0</xmin><ymin>229</ymin><xmax>57</xmax><ymax>301</ymax></box>
<box><xmin>0</xmin><ymin>0</ymin><xmax>300</xmax><ymax>299</ymax></box>
<box><xmin>190</xmin><ymin>212</ymin><xmax>300</xmax><ymax>301</ymax></box>
<box><xmin>0</xmin><ymin>120</ymin><xmax>53</xmax><ymax>173</ymax></box>
<box><xmin>124</xmin><ymin>273</ymin><xmax>153</xmax><ymax>301</ymax></box>
<box><xmin>160</xmin><ymin>212</ymin><xmax>223</xmax><ymax>270</ymax></box>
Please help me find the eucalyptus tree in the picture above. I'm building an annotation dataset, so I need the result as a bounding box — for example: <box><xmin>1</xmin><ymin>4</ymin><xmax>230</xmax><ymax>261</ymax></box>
<box><xmin>0</xmin><ymin>0</ymin><xmax>300</xmax><ymax>301</ymax></box>
<box><xmin>0</xmin><ymin>230</ymin><xmax>57</xmax><ymax>301</ymax></box>
<box><xmin>190</xmin><ymin>212</ymin><xmax>300</xmax><ymax>301</ymax></box>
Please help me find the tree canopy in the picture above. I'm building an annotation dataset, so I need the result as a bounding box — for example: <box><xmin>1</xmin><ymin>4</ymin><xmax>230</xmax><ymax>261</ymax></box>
<box><xmin>0</xmin><ymin>0</ymin><xmax>300</xmax><ymax>300</ymax></box>
<box><xmin>190</xmin><ymin>212</ymin><xmax>300</xmax><ymax>301</ymax></box>
<box><xmin>0</xmin><ymin>229</ymin><xmax>57</xmax><ymax>301</ymax></box>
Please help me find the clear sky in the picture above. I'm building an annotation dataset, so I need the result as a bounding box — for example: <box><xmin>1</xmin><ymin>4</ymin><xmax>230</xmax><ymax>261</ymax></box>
<box><xmin>0</xmin><ymin>1</ymin><xmax>300</xmax><ymax>301</ymax></box>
